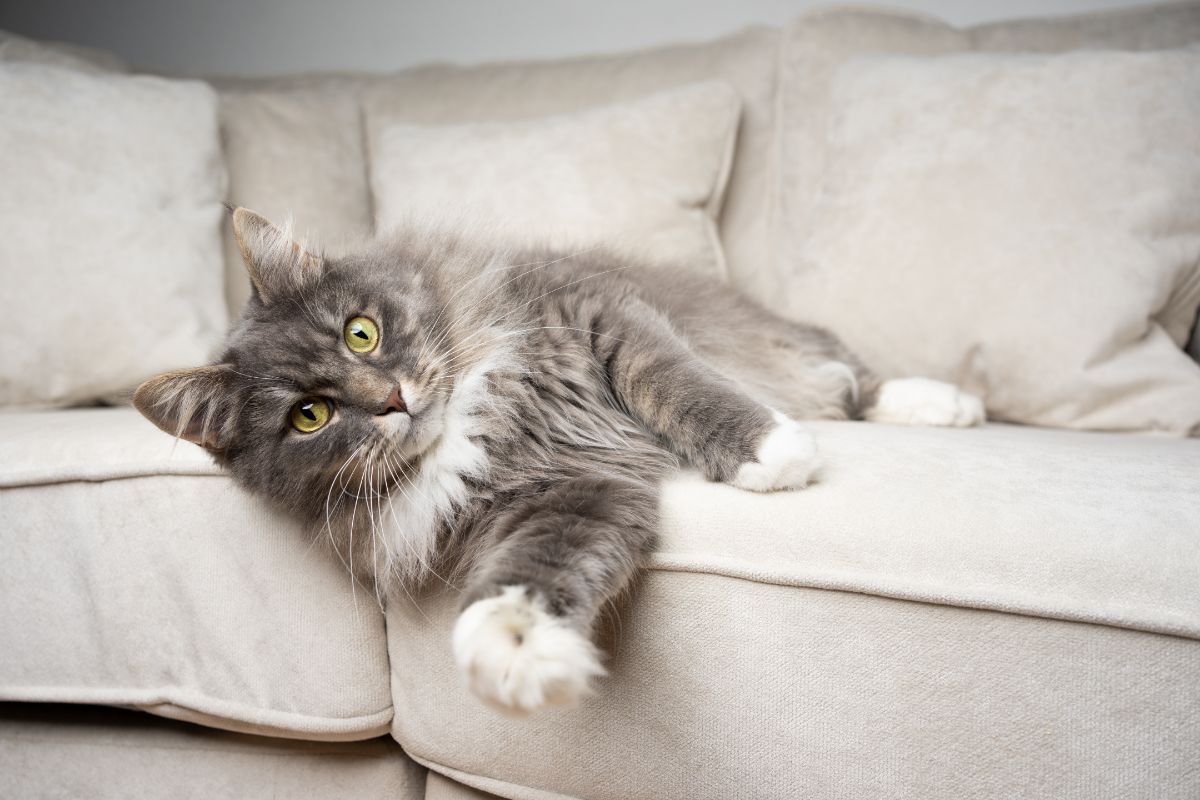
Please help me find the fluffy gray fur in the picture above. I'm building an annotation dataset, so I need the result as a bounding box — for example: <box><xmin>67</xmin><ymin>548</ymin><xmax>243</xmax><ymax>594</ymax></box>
<box><xmin>136</xmin><ymin>209</ymin><xmax>895</xmax><ymax>709</ymax></box>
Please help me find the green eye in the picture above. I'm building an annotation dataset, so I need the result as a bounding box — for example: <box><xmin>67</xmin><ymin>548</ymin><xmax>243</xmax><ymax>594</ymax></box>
<box><xmin>344</xmin><ymin>316</ymin><xmax>379</xmax><ymax>354</ymax></box>
<box><xmin>290</xmin><ymin>398</ymin><xmax>331</xmax><ymax>433</ymax></box>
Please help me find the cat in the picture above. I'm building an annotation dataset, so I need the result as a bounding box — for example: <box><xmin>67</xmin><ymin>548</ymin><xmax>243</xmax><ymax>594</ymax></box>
<box><xmin>133</xmin><ymin>207</ymin><xmax>984</xmax><ymax>714</ymax></box>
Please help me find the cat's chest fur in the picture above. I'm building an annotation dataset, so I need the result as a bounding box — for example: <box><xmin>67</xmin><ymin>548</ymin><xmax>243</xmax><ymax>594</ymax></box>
<box><xmin>379</xmin><ymin>357</ymin><xmax>496</xmax><ymax>582</ymax></box>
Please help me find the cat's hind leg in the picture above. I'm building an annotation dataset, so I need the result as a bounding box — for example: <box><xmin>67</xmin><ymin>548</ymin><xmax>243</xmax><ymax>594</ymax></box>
<box><xmin>864</xmin><ymin>377</ymin><xmax>986</xmax><ymax>427</ymax></box>
<box><xmin>597</xmin><ymin>297</ymin><xmax>820</xmax><ymax>492</ymax></box>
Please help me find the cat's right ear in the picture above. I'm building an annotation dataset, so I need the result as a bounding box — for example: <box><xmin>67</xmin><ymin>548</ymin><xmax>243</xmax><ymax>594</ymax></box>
<box><xmin>229</xmin><ymin>206</ymin><xmax>323</xmax><ymax>303</ymax></box>
<box><xmin>133</xmin><ymin>365</ymin><xmax>238</xmax><ymax>451</ymax></box>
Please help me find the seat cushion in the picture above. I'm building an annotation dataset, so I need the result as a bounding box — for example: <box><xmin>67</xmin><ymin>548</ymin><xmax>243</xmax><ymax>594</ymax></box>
<box><xmin>0</xmin><ymin>703</ymin><xmax>425</xmax><ymax>800</ymax></box>
<box><xmin>386</xmin><ymin>421</ymin><xmax>1200</xmax><ymax>799</ymax></box>
<box><xmin>0</xmin><ymin>408</ymin><xmax>392</xmax><ymax>741</ymax></box>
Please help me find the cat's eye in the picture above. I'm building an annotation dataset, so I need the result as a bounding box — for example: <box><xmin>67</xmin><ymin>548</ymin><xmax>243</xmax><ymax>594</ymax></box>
<box><xmin>290</xmin><ymin>398</ymin><xmax>331</xmax><ymax>433</ymax></box>
<box><xmin>344</xmin><ymin>316</ymin><xmax>379</xmax><ymax>354</ymax></box>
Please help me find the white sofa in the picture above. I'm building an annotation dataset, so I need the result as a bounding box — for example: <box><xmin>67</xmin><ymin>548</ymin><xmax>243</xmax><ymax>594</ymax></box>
<box><xmin>2</xmin><ymin>5</ymin><xmax>1199</xmax><ymax>799</ymax></box>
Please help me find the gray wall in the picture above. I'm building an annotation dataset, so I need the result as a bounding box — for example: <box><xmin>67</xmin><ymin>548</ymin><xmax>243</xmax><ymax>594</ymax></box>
<box><xmin>0</xmin><ymin>0</ymin><xmax>1180</xmax><ymax>76</ymax></box>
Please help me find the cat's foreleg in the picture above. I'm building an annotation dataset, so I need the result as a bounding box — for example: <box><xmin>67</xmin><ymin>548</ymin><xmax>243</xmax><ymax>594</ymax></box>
<box><xmin>452</xmin><ymin>476</ymin><xmax>656</xmax><ymax>714</ymax></box>
<box><xmin>597</xmin><ymin>299</ymin><xmax>819</xmax><ymax>491</ymax></box>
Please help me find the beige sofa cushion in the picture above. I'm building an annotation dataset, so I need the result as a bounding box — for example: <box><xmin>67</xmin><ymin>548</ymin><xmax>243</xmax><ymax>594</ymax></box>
<box><xmin>212</xmin><ymin>27</ymin><xmax>778</xmax><ymax>314</ymax></box>
<box><xmin>367</xmin><ymin>82</ymin><xmax>739</xmax><ymax>276</ymax></box>
<box><xmin>387</xmin><ymin>421</ymin><xmax>1200</xmax><ymax>798</ymax></box>
<box><xmin>360</xmin><ymin>27</ymin><xmax>779</xmax><ymax>300</ymax></box>
<box><xmin>773</xmin><ymin>6</ymin><xmax>1200</xmax><ymax>434</ymax></box>
<box><xmin>0</xmin><ymin>704</ymin><xmax>425</xmax><ymax>800</ymax></box>
<box><xmin>0</xmin><ymin>409</ymin><xmax>392</xmax><ymax>741</ymax></box>
<box><xmin>0</xmin><ymin>64</ymin><xmax>228</xmax><ymax>408</ymax></box>
<box><xmin>780</xmin><ymin>48</ymin><xmax>1200</xmax><ymax>434</ymax></box>
<box><xmin>0</xmin><ymin>28</ymin><xmax>126</xmax><ymax>73</ymax></box>
<box><xmin>218</xmin><ymin>89</ymin><xmax>374</xmax><ymax>315</ymax></box>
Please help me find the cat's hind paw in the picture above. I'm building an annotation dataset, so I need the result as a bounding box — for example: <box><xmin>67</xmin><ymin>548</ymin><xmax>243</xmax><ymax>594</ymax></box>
<box><xmin>453</xmin><ymin>586</ymin><xmax>604</xmax><ymax>715</ymax></box>
<box><xmin>865</xmin><ymin>378</ymin><xmax>985</xmax><ymax>428</ymax></box>
<box><xmin>730</xmin><ymin>414</ymin><xmax>820</xmax><ymax>492</ymax></box>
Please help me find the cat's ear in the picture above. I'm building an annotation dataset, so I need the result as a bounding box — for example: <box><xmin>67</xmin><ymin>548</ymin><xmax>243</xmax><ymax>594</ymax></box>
<box><xmin>229</xmin><ymin>206</ymin><xmax>323</xmax><ymax>303</ymax></box>
<box><xmin>133</xmin><ymin>365</ymin><xmax>239</xmax><ymax>451</ymax></box>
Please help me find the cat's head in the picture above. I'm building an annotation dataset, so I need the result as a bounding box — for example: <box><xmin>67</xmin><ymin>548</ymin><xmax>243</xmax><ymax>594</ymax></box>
<box><xmin>134</xmin><ymin>208</ymin><xmax>497</xmax><ymax>524</ymax></box>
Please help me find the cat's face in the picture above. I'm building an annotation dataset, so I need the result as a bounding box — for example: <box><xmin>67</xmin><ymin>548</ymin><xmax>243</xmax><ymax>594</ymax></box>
<box><xmin>134</xmin><ymin>209</ymin><xmax>482</xmax><ymax>522</ymax></box>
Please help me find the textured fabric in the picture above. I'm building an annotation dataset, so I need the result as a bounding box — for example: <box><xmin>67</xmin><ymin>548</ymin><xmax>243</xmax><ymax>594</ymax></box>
<box><xmin>0</xmin><ymin>409</ymin><xmax>392</xmax><ymax>741</ymax></box>
<box><xmin>772</xmin><ymin>4</ymin><xmax>1200</xmax><ymax>431</ymax></box>
<box><xmin>0</xmin><ymin>64</ymin><xmax>227</xmax><ymax>408</ymax></box>
<box><xmin>425</xmin><ymin>771</ymin><xmax>505</xmax><ymax>800</ymax></box>
<box><xmin>0</xmin><ymin>704</ymin><xmax>425</xmax><ymax>800</ymax></box>
<box><xmin>0</xmin><ymin>28</ymin><xmax>127</xmax><ymax>73</ymax></box>
<box><xmin>389</xmin><ymin>576</ymin><xmax>1200</xmax><ymax>800</ymax></box>
<box><xmin>218</xmin><ymin>89</ymin><xmax>374</xmax><ymax>315</ymax></box>
<box><xmin>357</xmin><ymin>27</ymin><xmax>780</xmax><ymax>303</ymax></box>
<box><xmin>367</xmin><ymin>83</ymin><xmax>739</xmax><ymax>277</ymax></box>
<box><xmin>778</xmin><ymin>47</ymin><xmax>1200</xmax><ymax>434</ymax></box>
<box><xmin>383</xmin><ymin>419</ymin><xmax>1200</xmax><ymax>798</ymax></box>
<box><xmin>211</xmin><ymin>28</ymin><xmax>778</xmax><ymax>305</ymax></box>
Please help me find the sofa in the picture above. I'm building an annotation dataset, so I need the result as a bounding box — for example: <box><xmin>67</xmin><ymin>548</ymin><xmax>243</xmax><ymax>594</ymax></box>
<box><xmin>2</xmin><ymin>4</ymin><xmax>1199</xmax><ymax>799</ymax></box>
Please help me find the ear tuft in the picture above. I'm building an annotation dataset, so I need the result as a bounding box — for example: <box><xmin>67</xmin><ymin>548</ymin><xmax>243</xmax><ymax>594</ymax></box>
<box><xmin>230</xmin><ymin>207</ymin><xmax>323</xmax><ymax>303</ymax></box>
<box><xmin>133</xmin><ymin>365</ymin><xmax>238</xmax><ymax>451</ymax></box>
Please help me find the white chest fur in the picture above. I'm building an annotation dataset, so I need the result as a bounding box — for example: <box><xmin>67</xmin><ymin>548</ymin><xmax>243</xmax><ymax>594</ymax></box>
<box><xmin>381</xmin><ymin>360</ymin><xmax>493</xmax><ymax>582</ymax></box>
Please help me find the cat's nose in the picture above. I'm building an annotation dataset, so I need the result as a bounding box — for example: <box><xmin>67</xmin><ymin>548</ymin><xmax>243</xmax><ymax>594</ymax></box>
<box><xmin>378</xmin><ymin>386</ymin><xmax>407</xmax><ymax>415</ymax></box>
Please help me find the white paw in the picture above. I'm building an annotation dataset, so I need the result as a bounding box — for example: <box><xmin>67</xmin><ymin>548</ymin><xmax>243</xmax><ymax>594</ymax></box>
<box><xmin>866</xmin><ymin>378</ymin><xmax>986</xmax><ymax>427</ymax></box>
<box><xmin>730</xmin><ymin>413</ymin><xmax>820</xmax><ymax>492</ymax></box>
<box><xmin>452</xmin><ymin>586</ymin><xmax>604</xmax><ymax>715</ymax></box>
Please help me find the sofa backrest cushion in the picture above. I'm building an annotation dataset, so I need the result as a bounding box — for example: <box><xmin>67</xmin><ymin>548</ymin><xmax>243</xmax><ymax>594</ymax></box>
<box><xmin>366</xmin><ymin>81</ymin><xmax>740</xmax><ymax>278</ymax></box>
<box><xmin>218</xmin><ymin>88</ymin><xmax>374</xmax><ymax>313</ymax></box>
<box><xmin>0</xmin><ymin>62</ymin><xmax>228</xmax><ymax>408</ymax></box>
<box><xmin>770</xmin><ymin>5</ymin><xmax>1200</xmax><ymax>432</ymax></box>
<box><xmin>213</xmin><ymin>27</ymin><xmax>779</xmax><ymax>315</ymax></box>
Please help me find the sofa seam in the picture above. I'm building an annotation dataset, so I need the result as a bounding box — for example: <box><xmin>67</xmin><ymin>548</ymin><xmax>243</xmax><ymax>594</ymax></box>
<box><xmin>649</xmin><ymin>554</ymin><xmax>1200</xmax><ymax>642</ymax></box>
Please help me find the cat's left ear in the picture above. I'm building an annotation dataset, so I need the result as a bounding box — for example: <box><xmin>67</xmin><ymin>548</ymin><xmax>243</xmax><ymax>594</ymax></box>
<box><xmin>230</xmin><ymin>206</ymin><xmax>323</xmax><ymax>303</ymax></box>
<box><xmin>133</xmin><ymin>365</ymin><xmax>239</xmax><ymax>451</ymax></box>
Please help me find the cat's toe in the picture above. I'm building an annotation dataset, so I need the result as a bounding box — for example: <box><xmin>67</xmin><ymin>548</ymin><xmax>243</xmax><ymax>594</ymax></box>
<box><xmin>730</xmin><ymin>414</ymin><xmax>820</xmax><ymax>492</ymax></box>
<box><xmin>865</xmin><ymin>378</ymin><xmax>986</xmax><ymax>428</ymax></box>
<box><xmin>452</xmin><ymin>585</ymin><xmax>604</xmax><ymax>715</ymax></box>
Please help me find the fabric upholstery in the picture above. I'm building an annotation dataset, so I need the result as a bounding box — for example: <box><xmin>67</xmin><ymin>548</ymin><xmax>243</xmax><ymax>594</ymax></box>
<box><xmin>218</xmin><ymin>89</ymin><xmax>374</xmax><ymax>315</ymax></box>
<box><xmin>367</xmin><ymin>82</ymin><xmax>739</xmax><ymax>277</ymax></box>
<box><xmin>360</xmin><ymin>27</ymin><xmax>779</xmax><ymax>301</ymax></box>
<box><xmin>0</xmin><ymin>28</ymin><xmax>127</xmax><ymax>73</ymax></box>
<box><xmin>387</xmin><ymin>419</ymin><xmax>1200</xmax><ymax>797</ymax></box>
<box><xmin>389</xmin><ymin>576</ymin><xmax>1200</xmax><ymax>800</ymax></box>
<box><xmin>0</xmin><ymin>409</ymin><xmax>392</xmax><ymax>741</ymax></box>
<box><xmin>425</xmin><ymin>771</ymin><xmax>505</xmax><ymax>800</ymax></box>
<box><xmin>778</xmin><ymin>47</ymin><xmax>1200</xmax><ymax>434</ymax></box>
<box><xmin>773</xmin><ymin>8</ymin><xmax>1200</xmax><ymax>434</ymax></box>
<box><xmin>0</xmin><ymin>704</ymin><xmax>425</xmax><ymax>800</ymax></box>
<box><xmin>211</xmin><ymin>27</ymin><xmax>778</xmax><ymax>312</ymax></box>
<box><xmin>0</xmin><ymin>64</ymin><xmax>228</xmax><ymax>408</ymax></box>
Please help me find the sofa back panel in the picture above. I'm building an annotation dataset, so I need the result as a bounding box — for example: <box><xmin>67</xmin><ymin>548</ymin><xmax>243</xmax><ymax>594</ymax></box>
<box><xmin>216</xmin><ymin>88</ymin><xmax>374</xmax><ymax>315</ymax></box>
<box><xmin>969</xmin><ymin>0</ymin><xmax>1200</xmax><ymax>51</ymax></box>
<box><xmin>0</xmin><ymin>409</ymin><xmax>394</xmax><ymax>741</ymax></box>
<box><xmin>774</xmin><ymin>2</ymin><xmax>1200</xmax><ymax>300</ymax></box>
<box><xmin>213</xmin><ymin>28</ymin><xmax>780</xmax><ymax>313</ymax></box>
<box><xmin>772</xmin><ymin>3</ymin><xmax>1200</xmax><ymax>372</ymax></box>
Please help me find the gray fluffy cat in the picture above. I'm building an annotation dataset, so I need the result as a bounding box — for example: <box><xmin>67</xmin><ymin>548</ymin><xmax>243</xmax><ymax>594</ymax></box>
<box><xmin>134</xmin><ymin>208</ymin><xmax>984</xmax><ymax>714</ymax></box>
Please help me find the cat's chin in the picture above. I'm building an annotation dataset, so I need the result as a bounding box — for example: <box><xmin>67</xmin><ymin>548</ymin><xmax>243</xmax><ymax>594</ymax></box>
<box><xmin>376</xmin><ymin>398</ymin><xmax>447</xmax><ymax>464</ymax></box>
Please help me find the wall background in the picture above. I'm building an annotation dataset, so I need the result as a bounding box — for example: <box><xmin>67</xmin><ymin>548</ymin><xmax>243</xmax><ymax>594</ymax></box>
<box><xmin>0</xmin><ymin>0</ymin><xmax>1181</xmax><ymax>76</ymax></box>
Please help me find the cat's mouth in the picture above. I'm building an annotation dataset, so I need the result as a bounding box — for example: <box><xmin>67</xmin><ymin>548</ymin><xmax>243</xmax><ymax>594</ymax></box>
<box><xmin>373</xmin><ymin>383</ymin><xmax>447</xmax><ymax>463</ymax></box>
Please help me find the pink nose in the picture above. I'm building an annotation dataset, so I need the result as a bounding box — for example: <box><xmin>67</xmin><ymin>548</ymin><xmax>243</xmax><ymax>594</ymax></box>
<box><xmin>379</xmin><ymin>386</ymin><xmax>407</xmax><ymax>415</ymax></box>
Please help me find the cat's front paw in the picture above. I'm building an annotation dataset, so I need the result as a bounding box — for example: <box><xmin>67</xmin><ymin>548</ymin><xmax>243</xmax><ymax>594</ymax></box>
<box><xmin>865</xmin><ymin>378</ymin><xmax>985</xmax><ymax>428</ymax></box>
<box><xmin>729</xmin><ymin>413</ymin><xmax>820</xmax><ymax>492</ymax></box>
<box><xmin>453</xmin><ymin>585</ymin><xmax>605</xmax><ymax>715</ymax></box>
